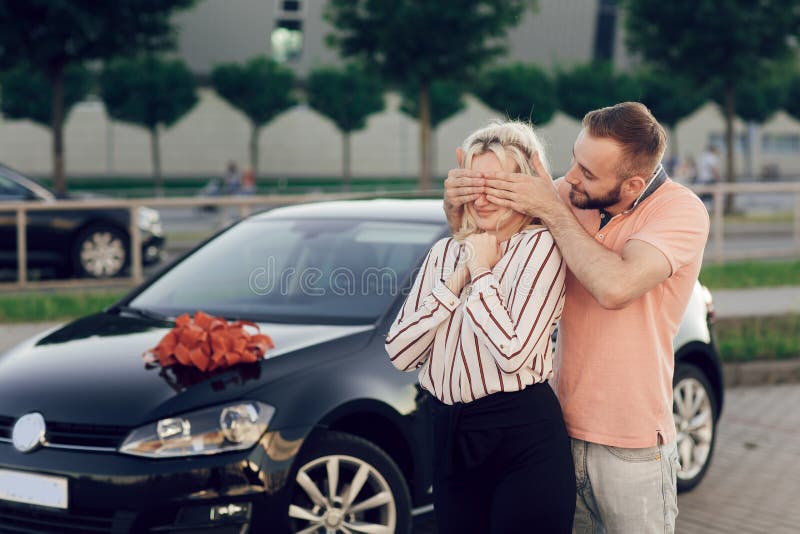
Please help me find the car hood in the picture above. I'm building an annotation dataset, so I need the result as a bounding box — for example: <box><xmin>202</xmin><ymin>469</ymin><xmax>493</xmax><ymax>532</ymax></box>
<box><xmin>0</xmin><ymin>313</ymin><xmax>373</xmax><ymax>427</ymax></box>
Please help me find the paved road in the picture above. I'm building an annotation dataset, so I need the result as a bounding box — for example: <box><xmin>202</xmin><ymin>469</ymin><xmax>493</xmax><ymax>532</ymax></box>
<box><xmin>413</xmin><ymin>383</ymin><xmax>800</xmax><ymax>534</ymax></box>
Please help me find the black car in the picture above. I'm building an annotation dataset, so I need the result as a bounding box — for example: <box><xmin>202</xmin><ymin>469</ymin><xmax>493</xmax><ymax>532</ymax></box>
<box><xmin>0</xmin><ymin>163</ymin><xmax>165</xmax><ymax>279</ymax></box>
<box><xmin>0</xmin><ymin>199</ymin><xmax>723</xmax><ymax>533</ymax></box>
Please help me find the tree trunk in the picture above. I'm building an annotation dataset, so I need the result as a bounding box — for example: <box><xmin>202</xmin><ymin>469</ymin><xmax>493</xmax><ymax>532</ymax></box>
<box><xmin>250</xmin><ymin>123</ymin><xmax>260</xmax><ymax>176</ymax></box>
<box><xmin>342</xmin><ymin>131</ymin><xmax>351</xmax><ymax>192</ymax></box>
<box><xmin>49</xmin><ymin>62</ymin><xmax>67</xmax><ymax>195</ymax></box>
<box><xmin>745</xmin><ymin>121</ymin><xmax>758</xmax><ymax>180</ymax></box>
<box><xmin>150</xmin><ymin>125</ymin><xmax>163</xmax><ymax>197</ymax></box>
<box><xmin>418</xmin><ymin>83</ymin><xmax>432</xmax><ymax>191</ymax></box>
<box><xmin>723</xmin><ymin>84</ymin><xmax>736</xmax><ymax>213</ymax></box>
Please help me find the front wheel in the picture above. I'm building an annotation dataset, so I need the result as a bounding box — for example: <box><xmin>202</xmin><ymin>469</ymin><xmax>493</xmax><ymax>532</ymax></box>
<box><xmin>673</xmin><ymin>362</ymin><xmax>718</xmax><ymax>492</ymax></box>
<box><xmin>72</xmin><ymin>224</ymin><xmax>129</xmax><ymax>278</ymax></box>
<box><xmin>288</xmin><ymin>431</ymin><xmax>412</xmax><ymax>534</ymax></box>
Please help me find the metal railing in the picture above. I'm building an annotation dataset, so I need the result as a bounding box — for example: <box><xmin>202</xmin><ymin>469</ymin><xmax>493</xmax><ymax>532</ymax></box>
<box><xmin>693</xmin><ymin>182</ymin><xmax>800</xmax><ymax>263</ymax></box>
<box><xmin>3</xmin><ymin>182</ymin><xmax>799</xmax><ymax>291</ymax></box>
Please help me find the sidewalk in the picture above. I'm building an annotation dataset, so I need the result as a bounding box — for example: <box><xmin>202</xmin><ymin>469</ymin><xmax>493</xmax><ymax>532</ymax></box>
<box><xmin>712</xmin><ymin>286</ymin><xmax>800</xmax><ymax>318</ymax></box>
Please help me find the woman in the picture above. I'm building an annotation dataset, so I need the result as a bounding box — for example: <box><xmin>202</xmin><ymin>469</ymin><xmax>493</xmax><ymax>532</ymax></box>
<box><xmin>385</xmin><ymin>121</ymin><xmax>575</xmax><ymax>533</ymax></box>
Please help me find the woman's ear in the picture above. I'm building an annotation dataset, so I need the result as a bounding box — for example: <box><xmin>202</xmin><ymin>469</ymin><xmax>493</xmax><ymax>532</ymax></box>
<box><xmin>456</xmin><ymin>147</ymin><xmax>465</xmax><ymax>168</ymax></box>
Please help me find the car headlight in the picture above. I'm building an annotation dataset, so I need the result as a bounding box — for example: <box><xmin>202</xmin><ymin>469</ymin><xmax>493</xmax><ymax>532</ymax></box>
<box><xmin>137</xmin><ymin>207</ymin><xmax>163</xmax><ymax>234</ymax></box>
<box><xmin>119</xmin><ymin>401</ymin><xmax>274</xmax><ymax>458</ymax></box>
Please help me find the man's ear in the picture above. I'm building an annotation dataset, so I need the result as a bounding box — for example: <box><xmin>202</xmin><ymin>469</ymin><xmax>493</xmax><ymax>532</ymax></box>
<box><xmin>623</xmin><ymin>175</ymin><xmax>647</xmax><ymax>197</ymax></box>
<box><xmin>456</xmin><ymin>147</ymin><xmax>465</xmax><ymax>168</ymax></box>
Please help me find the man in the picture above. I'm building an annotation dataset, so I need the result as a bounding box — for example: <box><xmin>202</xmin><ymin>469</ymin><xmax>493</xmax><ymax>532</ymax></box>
<box><xmin>696</xmin><ymin>144</ymin><xmax>722</xmax><ymax>207</ymax></box>
<box><xmin>444</xmin><ymin>103</ymin><xmax>709</xmax><ymax>533</ymax></box>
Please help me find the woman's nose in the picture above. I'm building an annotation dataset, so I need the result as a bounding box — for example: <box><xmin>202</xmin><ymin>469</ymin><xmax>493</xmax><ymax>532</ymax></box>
<box><xmin>474</xmin><ymin>193</ymin><xmax>489</xmax><ymax>207</ymax></box>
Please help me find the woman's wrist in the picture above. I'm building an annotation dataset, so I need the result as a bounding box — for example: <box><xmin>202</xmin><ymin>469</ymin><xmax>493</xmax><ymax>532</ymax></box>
<box><xmin>445</xmin><ymin>264</ymin><xmax>470</xmax><ymax>295</ymax></box>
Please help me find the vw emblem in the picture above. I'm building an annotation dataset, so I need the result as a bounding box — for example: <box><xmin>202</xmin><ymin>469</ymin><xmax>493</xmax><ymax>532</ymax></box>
<box><xmin>12</xmin><ymin>413</ymin><xmax>47</xmax><ymax>453</ymax></box>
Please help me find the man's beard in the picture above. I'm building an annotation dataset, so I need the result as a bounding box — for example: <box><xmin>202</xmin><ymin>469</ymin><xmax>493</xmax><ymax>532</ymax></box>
<box><xmin>569</xmin><ymin>181</ymin><xmax>623</xmax><ymax>210</ymax></box>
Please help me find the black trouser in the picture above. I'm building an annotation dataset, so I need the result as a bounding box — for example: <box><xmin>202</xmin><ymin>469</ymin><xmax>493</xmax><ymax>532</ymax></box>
<box><xmin>432</xmin><ymin>383</ymin><xmax>576</xmax><ymax>534</ymax></box>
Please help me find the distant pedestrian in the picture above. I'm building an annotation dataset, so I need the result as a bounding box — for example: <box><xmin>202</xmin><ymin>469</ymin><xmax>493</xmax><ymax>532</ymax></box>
<box><xmin>675</xmin><ymin>155</ymin><xmax>697</xmax><ymax>185</ymax></box>
<box><xmin>223</xmin><ymin>161</ymin><xmax>242</xmax><ymax>194</ymax></box>
<box><xmin>696</xmin><ymin>144</ymin><xmax>721</xmax><ymax>206</ymax></box>
<box><xmin>241</xmin><ymin>166</ymin><xmax>256</xmax><ymax>195</ymax></box>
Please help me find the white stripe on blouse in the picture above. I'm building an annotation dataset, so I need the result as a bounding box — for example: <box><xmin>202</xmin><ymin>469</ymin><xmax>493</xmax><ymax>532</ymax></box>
<box><xmin>386</xmin><ymin>227</ymin><xmax>566</xmax><ymax>404</ymax></box>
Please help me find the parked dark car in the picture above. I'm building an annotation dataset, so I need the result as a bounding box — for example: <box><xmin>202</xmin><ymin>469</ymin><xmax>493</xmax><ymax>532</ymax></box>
<box><xmin>0</xmin><ymin>199</ymin><xmax>722</xmax><ymax>533</ymax></box>
<box><xmin>0</xmin><ymin>163</ymin><xmax>165</xmax><ymax>279</ymax></box>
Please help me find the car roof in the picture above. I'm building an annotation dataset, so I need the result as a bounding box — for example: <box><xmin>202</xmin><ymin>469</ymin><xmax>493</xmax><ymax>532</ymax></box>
<box><xmin>252</xmin><ymin>198</ymin><xmax>447</xmax><ymax>223</ymax></box>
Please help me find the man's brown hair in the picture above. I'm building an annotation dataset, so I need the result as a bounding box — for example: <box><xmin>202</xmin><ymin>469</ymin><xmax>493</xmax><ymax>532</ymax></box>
<box><xmin>583</xmin><ymin>102</ymin><xmax>666</xmax><ymax>181</ymax></box>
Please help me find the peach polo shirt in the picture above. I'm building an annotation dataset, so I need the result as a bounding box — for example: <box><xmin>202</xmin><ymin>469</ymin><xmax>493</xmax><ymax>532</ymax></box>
<box><xmin>551</xmin><ymin>177</ymin><xmax>710</xmax><ymax>448</ymax></box>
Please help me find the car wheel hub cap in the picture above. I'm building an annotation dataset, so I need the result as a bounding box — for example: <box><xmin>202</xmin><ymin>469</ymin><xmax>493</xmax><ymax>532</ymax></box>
<box><xmin>324</xmin><ymin>508</ymin><xmax>344</xmax><ymax>528</ymax></box>
<box><xmin>81</xmin><ymin>232</ymin><xmax>125</xmax><ymax>277</ymax></box>
<box><xmin>673</xmin><ymin>377</ymin><xmax>714</xmax><ymax>480</ymax></box>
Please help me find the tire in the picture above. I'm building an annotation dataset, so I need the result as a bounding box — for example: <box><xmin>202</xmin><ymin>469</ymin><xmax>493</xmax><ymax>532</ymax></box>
<box><xmin>673</xmin><ymin>362</ymin><xmax>718</xmax><ymax>493</ymax></box>
<box><xmin>72</xmin><ymin>224</ymin><xmax>129</xmax><ymax>278</ymax></box>
<box><xmin>287</xmin><ymin>431</ymin><xmax>412</xmax><ymax>534</ymax></box>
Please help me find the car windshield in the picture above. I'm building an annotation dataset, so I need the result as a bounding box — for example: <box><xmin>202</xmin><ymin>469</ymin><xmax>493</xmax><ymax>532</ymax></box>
<box><xmin>129</xmin><ymin>217</ymin><xmax>445</xmax><ymax>324</ymax></box>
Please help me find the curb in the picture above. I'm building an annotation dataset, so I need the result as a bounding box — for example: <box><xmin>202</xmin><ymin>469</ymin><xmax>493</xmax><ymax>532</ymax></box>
<box><xmin>723</xmin><ymin>358</ymin><xmax>800</xmax><ymax>387</ymax></box>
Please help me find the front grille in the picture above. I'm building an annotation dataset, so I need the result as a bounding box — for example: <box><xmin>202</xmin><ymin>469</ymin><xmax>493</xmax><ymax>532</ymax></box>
<box><xmin>0</xmin><ymin>416</ymin><xmax>12</xmax><ymax>440</ymax></box>
<box><xmin>0</xmin><ymin>503</ymin><xmax>136</xmax><ymax>533</ymax></box>
<box><xmin>45</xmin><ymin>422</ymin><xmax>130</xmax><ymax>449</ymax></box>
<box><xmin>0</xmin><ymin>416</ymin><xmax>129</xmax><ymax>450</ymax></box>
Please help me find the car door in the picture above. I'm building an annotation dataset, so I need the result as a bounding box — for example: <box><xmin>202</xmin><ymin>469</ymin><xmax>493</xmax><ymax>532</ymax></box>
<box><xmin>0</xmin><ymin>173</ymin><xmax>38</xmax><ymax>267</ymax></box>
<box><xmin>0</xmin><ymin>170</ymin><xmax>70</xmax><ymax>274</ymax></box>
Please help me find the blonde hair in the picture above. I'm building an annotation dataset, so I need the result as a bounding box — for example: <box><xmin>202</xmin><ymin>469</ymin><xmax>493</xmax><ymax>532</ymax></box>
<box><xmin>454</xmin><ymin>120</ymin><xmax>550</xmax><ymax>241</ymax></box>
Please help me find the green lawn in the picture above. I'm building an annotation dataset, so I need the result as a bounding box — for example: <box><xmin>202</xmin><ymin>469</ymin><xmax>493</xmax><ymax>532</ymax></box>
<box><xmin>0</xmin><ymin>291</ymin><xmax>124</xmax><ymax>323</ymax></box>
<box><xmin>700</xmin><ymin>259</ymin><xmax>800</xmax><ymax>290</ymax></box>
<box><xmin>715</xmin><ymin>315</ymin><xmax>800</xmax><ymax>362</ymax></box>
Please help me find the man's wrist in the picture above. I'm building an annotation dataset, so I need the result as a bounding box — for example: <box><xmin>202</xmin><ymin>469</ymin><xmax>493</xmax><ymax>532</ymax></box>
<box><xmin>538</xmin><ymin>196</ymin><xmax>571</xmax><ymax>228</ymax></box>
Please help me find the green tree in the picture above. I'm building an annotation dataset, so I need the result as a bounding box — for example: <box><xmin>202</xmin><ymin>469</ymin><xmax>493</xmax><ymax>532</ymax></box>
<box><xmin>0</xmin><ymin>0</ymin><xmax>195</xmax><ymax>194</ymax></box>
<box><xmin>0</xmin><ymin>63</ymin><xmax>91</xmax><ymax>129</ymax></box>
<box><xmin>100</xmin><ymin>57</ymin><xmax>198</xmax><ymax>195</ymax></box>
<box><xmin>474</xmin><ymin>63</ymin><xmax>557</xmax><ymax>125</ymax></box>
<box><xmin>400</xmin><ymin>80</ymin><xmax>466</xmax><ymax>172</ymax></box>
<box><xmin>556</xmin><ymin>62</ymin><xmax>640</xmax><ymax>121</ymax></box>
<box><xmin>622</xmin><ymin>0</ymin><xmax>800</xmax><ymax>186</ymax></box>
<box><xmin>325</xmin><ymin>0</ymin><xmax>537</xmax><ymax>190</ymax></box>
<box><xmin>635</xmin><ymin>67</ymin><xmax>707</xmax><ymax>161</ymax></box>
<box><xmin>784</xmin><ymin>69</ymin><xmax>800</xmax><ymax>124</ymax></box>
<box><xmin>211</xmin><ymin>56</ymin><xmax>297</xmax><ymax>176</ymax></box>
<box><xmin>307</xmin><ymin>64</ymin><xmax>385</xmax><ymax>190</ymax></box>
<box><xmin>400</xmin><ymin>80</ymin><xmax>466</xmax><ymax>129</ymax></box>
<box><xmin>713</xmin><ymin>64</ymin><xmax>790</xmax><ymax>178</ymax></box>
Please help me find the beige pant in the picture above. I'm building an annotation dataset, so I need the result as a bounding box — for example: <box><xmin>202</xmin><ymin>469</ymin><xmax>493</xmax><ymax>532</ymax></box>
<box><xmin>571</xmin><ymin>438</ymin><xmax>679</xmax><ymax>534</ymax></box>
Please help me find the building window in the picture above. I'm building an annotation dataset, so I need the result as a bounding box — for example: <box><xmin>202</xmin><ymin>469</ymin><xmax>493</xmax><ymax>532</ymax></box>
<box><xmin>271</xmin><ymin>19</ymin><xmax>303</xmax><ymax>62</ymax></box>
<box><xmin>593</xmin><ymin>0</ymin><xmax>617</xmax><ymax>62</ymax></box>
<box><xmin>762</xmin><ymin>133</ymin><xmax>800</xmax><ymax>154</ymax></box>
<box><xmin>281</xmin><ymin>0</ymin><xmax>301</xmax><ymax>11</ymax></box>
<box><xmin>708</xmin><ymin>133</ymin><xmax>747</xmax><ymax>153</ymax></box>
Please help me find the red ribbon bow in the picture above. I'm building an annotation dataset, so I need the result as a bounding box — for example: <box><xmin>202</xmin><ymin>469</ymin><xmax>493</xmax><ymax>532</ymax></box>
<box><xmin>145</xmin><ymin>311</ymin><xmax>275</xmax><ymax>372</ymax></box>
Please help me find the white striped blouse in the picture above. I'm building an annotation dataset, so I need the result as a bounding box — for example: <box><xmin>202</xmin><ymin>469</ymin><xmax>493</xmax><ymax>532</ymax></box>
<box><xmin>385</xmin><ymin>227</ymin><xmax>566</xmax><ymax>404</ymax></box>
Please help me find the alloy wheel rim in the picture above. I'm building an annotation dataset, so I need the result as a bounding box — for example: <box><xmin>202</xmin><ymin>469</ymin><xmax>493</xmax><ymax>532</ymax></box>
<box><xmin>80</xmin><ymin>231</ymin><xmax>125</xmax><ymax>277</ymax></box>
<box><xmin>673</xmin><ymin>377</ymin><xmax>714</xmax><ymax>480</ymax></box>
<box><xmin>289</xmin><ymin>454</ymin><xmax>397</xmax><ymax>534</ymax></box>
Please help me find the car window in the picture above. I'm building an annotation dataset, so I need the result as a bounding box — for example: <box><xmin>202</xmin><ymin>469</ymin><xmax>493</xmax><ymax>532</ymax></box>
<box><xmin>130</xmin><ymin>218</ymin><xmax>445</xmax><ymax>324</ymax></box>
<box><xmin>0</xmin><ymin>174</ymin><xmax>32</xmax><ymax>200</ymax></box>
